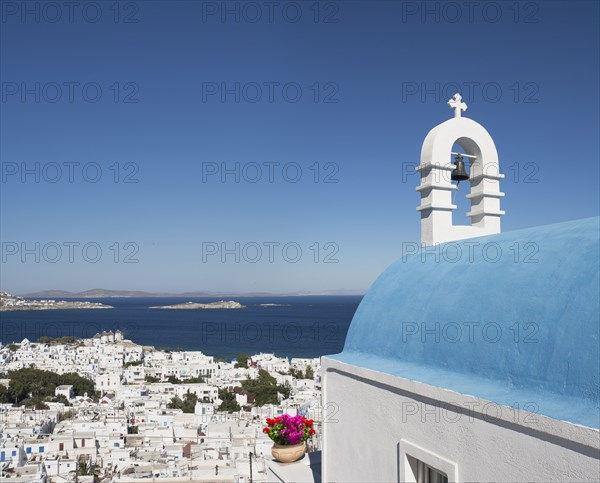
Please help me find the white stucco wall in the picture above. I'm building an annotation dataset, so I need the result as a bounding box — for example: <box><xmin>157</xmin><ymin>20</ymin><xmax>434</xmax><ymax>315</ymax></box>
<box><xmin>322</xmin><ymin>357</ymin><xmax>600</xmax><ymax>483</ymax></box>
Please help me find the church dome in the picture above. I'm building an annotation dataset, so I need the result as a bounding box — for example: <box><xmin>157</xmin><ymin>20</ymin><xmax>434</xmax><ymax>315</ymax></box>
<box><xmin>333</xmin><ymin>217</ymin><xmax>600</xmax><ymax>428</ymax></box>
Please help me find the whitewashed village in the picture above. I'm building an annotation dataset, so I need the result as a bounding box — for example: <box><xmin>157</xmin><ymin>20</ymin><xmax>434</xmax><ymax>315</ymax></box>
<box><xmin>0</xmin><ymin>330</ymin><xmax>322</xmax><ymax>483</ymax></box>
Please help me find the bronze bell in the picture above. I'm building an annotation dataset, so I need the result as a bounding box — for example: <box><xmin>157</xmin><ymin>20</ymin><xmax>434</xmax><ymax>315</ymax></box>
<box><xmin>451</xmin><ymin>154</ymin><xmax>469</xmax><ymax>182</ymax></box>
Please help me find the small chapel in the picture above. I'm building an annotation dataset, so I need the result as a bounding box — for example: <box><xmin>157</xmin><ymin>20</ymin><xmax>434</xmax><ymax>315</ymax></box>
<box><xmin>321</xmin><ymin>96</ymin><xmax>600</xmax><ymax>482</ymax></box>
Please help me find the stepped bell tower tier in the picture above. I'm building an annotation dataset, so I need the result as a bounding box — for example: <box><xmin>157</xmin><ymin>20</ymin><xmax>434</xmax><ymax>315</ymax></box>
<box><xmin>417</xmin><ymin>93</ymin><xmax>505</xmax><ymax>245</ymax></box>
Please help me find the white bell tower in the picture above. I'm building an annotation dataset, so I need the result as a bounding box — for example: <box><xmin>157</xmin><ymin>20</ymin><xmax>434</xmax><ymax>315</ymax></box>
<box><xmin>416</xmin><ymin>94</ymin><xmax>506</xmax><ymax>246</ymax></box>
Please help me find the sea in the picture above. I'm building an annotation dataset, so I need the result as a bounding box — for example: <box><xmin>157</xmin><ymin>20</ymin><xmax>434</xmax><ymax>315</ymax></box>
<box><xmin>0</xmin><ymin>296</ymin><xmax>362</xmax><ymax>360</ymax></box>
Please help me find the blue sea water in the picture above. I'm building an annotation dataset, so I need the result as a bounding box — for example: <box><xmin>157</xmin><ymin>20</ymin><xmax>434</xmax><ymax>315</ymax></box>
<box><xmin>0</xmin><ymin>296</ymin><xmax>360</xmax><ymax>360</ymax></box>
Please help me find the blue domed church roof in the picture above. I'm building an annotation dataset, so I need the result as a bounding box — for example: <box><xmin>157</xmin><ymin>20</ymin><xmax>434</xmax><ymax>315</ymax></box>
<box><xmin>332</xmin><ymin>217</ymin><xmax>600</xmax><ymax>429</ymax></box>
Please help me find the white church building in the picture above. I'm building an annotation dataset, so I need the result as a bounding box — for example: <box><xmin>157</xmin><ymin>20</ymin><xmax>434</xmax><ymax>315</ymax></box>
<box><xmin>321</xmin><ymin>96</ymin><xmax>600</xmax><ymax>482</ymax></box>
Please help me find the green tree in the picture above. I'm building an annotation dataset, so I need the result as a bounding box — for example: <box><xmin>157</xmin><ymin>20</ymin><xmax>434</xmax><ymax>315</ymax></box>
<box><xmin>181</xmin><ymin>392</ymin><xmax>198</xmax><ymax>413</ymax></box>
<box><xmin>20</xmin><ymin>397</ymin><xmax>50</xmax><ymax>410</ymax></box>
<box><xmin>218</xmin><ymin>389</ymin><xmax>240</xmax><ymax>413</ymax></box>
<box><xmin>167</xmin><ymin>392</ymin><xmax>198</xmax><ymax>413</ymax></box>
<box><xmin>241</xmin><ymin>369</ymin><xmax>289</xmax><ymax>406</ymax></box>
<box><xmin>58</xmin><ymin>372</ymin><xmax>95</xmax><ymax>397</ymax></box>
<box><xmin>167</xmin><ymin>396</ymin><xmax>184</xmax><ymax>411</ymax></box>
<box><xmin>289</xmin><ymin>368</ymin><xmax>304</xmax><ymax>379</ymax></box>
<box><xmin>305</xmin><ymin>366</ymin><xmax>314</xmax><ymax>379</ymax></box>
<box><xmin>78</xmin><ymin>460</ymin><xmax>89</xmax><ymax>476</ymax></box>
<box><xmin>279</xmin><ymin>381</ymin><xmax>291</xmax><ymax>400</ymax></box>
<box><xmin>8</xmin><ymin>379</ymin><xmax>28</xmax><ymax>403</ymax></box>
<box><xmin>53</xmin><ymin>394</ymin><xmax>72</xmax><ymax>406</ymax></box>
<box><xmin>58</xmin><ymin>409</ymin><xmax>75</xmax><ymax>422</ymax></box>
<box><xmin>182</xmin><ymin>376</ymin><xmax>205</xmax><ymax>384</ymax></box>
<box><xmin>0</xmin><ymin>385</ymin><xmax>10</xmax><ymax>404</ymax></box>
<box><xmin>33</xmin><ymin>399</ymin><xmax>50</xmax><ymax>410</ymax></box>
<box><xmin>234</xmin><ymin>353</ymin><xmax>251</xmax><ymax>368</ymax></box>
<box><xmin>5</xmin><ymin>368</ymin><xmax>94</xmax><ymax>405</ymax></box>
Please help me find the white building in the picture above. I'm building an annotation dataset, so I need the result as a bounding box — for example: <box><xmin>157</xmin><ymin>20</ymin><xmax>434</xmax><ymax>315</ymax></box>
<box><xmin>54</xmin><ymin>385</ymin><xmax>74</xmax><ymax>400</ymax></box>
<box><xmin>0</xmin><ymin>325</ymin><xmax>322</xmax><ymax>481</ymax></box>
<box><xmin>251</xmin><ymin>353</ymin><xmax>289</xmax><ymax>373</ymax></box>
<box><xmin>95</xmin><ymin>372</ymin><xmax>122</xmax><ymax>391</ymax></box>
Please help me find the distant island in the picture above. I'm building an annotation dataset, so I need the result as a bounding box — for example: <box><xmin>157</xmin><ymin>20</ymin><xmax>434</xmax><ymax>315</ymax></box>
<box><xmin>149</xmin><ymin>300</ymin><xmax>246</xmax><ymax>310</ymax></box>
<box><xmin>20</xmin><ymin>288</ymin><xmax>366</xmax><ymax>298</ymax></box>
<box><xmin>0</xmin><ymin>292</ymin><xmax>113</xmax><ymax>311</ymax></box>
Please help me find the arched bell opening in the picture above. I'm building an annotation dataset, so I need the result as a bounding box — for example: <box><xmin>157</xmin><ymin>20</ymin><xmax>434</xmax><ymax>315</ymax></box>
<box><xmin>449</xmin><ymin>137</ymin><xmax>482</xmax><ymax>227</ymax></box>
<box><xmin>449</xmin><ymin>142</ymin><xmax>470</xmax><ymax>226</ymax></box>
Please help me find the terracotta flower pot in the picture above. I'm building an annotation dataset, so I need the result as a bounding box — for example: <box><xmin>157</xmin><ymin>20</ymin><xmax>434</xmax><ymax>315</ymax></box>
<box><xmin>271</xmin><ymin>443</ymin><xmax>306</xmax><ymax>463</ymax></box>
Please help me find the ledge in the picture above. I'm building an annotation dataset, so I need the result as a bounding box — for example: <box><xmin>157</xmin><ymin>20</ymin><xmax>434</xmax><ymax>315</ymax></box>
<box><xmin>267</xmin><ymin>451</ymin><xmax>321</xmax><ymax>483</ymax></box>
<box><xmin>416</xmin><ymin>203</ymin><xmax>456</xmax><ymax>212</ymax></box>
<box><xmin>465</xmin><ymin>191</ymin><xmax>505</xmax><ymax>200</ymax></box>
<box><xmin>466</xmin><ymin>209</ymin><xmax>506</xmax><ymax>217</ymax></box>
<box><xmin>323</xmin><ymin>354</ymin><xmax>600</xmax><ymax>444</ymax></box>
<box><xmin>416</xmin><ymin>183</ymin><xmax>457</xmax><ymax>193</ymax></box>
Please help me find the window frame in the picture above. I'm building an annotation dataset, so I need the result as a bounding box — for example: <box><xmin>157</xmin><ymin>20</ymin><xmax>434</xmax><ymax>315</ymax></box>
<box><xmin>398</xmin><ymin>439</ymin><xmax>458</xmax><ymax>483</ymax></box>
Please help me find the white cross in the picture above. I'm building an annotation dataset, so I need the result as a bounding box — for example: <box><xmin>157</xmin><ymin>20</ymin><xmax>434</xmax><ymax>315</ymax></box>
<box><xmin>448</xmin><ymin>93</ymin><xmax>467</xmax><ymax>118</ymax></box>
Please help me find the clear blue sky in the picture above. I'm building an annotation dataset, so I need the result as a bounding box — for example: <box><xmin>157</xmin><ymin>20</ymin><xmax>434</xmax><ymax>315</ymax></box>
<box><xmin>1</xmin><ymin>0</ymin><xmax>598</xmax><ymax>294</ymax></box>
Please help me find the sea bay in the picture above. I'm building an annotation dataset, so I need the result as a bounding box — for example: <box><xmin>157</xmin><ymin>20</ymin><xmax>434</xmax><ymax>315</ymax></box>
<box><xmin>0</xmin><ymin>296</ymin><xmax>361</xmax><ymax>360</ymax></box>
